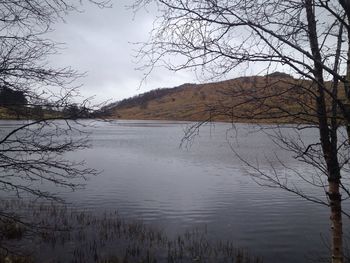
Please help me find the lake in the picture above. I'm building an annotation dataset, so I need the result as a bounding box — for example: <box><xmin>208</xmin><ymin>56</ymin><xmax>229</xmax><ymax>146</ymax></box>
<box><xmin>1</xmin><ymin>120</ymin><xmax>348</xmax><ymax>262</ymax></box>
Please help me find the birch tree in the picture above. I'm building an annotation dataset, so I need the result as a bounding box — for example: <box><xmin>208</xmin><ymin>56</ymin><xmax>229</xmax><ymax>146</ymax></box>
<box><xmin>134</xmin><ymin>1</ymin><xmax>350</xmax><ymax>262</ymax></box>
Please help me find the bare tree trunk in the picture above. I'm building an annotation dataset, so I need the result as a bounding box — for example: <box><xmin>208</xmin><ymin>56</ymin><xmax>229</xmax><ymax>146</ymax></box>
<box><xmin>343</xmin><ymin>20</ymin><xmax>350</xmax><ymax>142</ymax></box>
<box><xmin>339</xmin><ymin>0</ymin><xmax>350</xmax><ymax>141</ymax></box>
<box><xmin>305</xmin><ymin>1</ymin><xmax>344</xmax><ymax>262</ymax></box>
<box><xmin>329</xmin><ymin>20</ymin><xmax>344</xmax><ymax>263</ymax></box>
<box><xmin>329</xmin><ymin>181</ymin><xmax>343</xmax><ymax>263</ymax></box>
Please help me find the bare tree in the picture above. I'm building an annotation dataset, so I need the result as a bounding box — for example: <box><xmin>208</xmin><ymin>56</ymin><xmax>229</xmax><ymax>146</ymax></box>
<box><xmin>0</xmin><ymin>0</ymin><xmax>111</xmax><ymax>255</ymax></box>
<box><xmin>133</xmin><ymin>1</ymin><xmax>350</xmax><ymax>262</ymax></box>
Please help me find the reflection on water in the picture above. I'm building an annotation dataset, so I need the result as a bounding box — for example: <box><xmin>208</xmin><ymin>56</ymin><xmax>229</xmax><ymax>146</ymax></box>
<box><xmin>1</xmin><ymin>120</ymin><xmax>347</xmax><ymax>262</ymax></box>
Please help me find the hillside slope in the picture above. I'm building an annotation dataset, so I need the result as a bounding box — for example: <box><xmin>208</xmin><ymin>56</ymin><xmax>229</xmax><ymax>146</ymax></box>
<box><xmin>105</xmin><ymin>73</ymin><xmax>344</xmax><ymax>123</ymax></box>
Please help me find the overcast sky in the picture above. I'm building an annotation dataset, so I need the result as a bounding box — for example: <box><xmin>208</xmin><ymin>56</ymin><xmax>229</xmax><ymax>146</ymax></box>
<box><xmin>48</xmin><ymin>0</ymin><xmax>198</xmax><ymax>105</ymax></box>
<box><xmin>47</xmin><ymin>1</ymin><xmax>323</xmax><ymax>105</ymax></box>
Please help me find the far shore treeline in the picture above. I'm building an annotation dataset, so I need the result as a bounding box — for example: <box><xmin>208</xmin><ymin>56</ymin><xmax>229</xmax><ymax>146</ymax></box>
<box><xmin>0</xmin><ymin>85</ymin><xmax>92</xmax><ymax>120</ymax></box>
<box><xmin>3</xmin><ymin>72</ymin><xmax>349</xmax><ymax>124</ymax></box>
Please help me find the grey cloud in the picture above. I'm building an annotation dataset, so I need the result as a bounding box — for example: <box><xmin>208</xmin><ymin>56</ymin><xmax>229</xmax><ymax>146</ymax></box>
<box><xmin>48</xmin><ymin>0</ymin><xmax>196</xmax><ymax>105</ymax></box>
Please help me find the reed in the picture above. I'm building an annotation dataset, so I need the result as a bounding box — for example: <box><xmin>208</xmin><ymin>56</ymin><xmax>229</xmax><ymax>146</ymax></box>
<box><xmin>0</xmin><ymin>199</ymin><xmax>263</xmax><ymax>263</ymax></box>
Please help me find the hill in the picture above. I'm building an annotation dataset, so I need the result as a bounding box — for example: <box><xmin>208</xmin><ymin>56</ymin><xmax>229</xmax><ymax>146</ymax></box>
<box><xmin>104</xmin><ymin>73</ymin><xmax>344</xmax><ymax>123</ymax></box>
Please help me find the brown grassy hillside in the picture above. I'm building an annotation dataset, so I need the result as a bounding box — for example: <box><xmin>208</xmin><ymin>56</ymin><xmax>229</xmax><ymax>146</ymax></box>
<box><xmin>105</xmin><ymin>73</ymin><xmax>345</xmax><ymax>124</ymax></box>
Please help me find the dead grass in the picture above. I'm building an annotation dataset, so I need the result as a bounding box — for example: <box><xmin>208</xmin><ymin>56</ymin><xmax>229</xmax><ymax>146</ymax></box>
<box><xmin>109</xmin><ymin>76</ymin><xmax>345</xmax><ymax>124</ymax></box>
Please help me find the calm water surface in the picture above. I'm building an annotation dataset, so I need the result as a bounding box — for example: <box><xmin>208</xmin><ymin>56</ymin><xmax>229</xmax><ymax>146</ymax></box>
<box><xmin>3</xmin><ymin>120</ymin><xmax>349</xmax><ymax>262</ymax></box>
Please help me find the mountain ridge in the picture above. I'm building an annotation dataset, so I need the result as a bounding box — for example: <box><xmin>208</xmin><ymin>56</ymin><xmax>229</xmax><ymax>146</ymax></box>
<box><xmin>102</xmin><ymin>73</ymin><xmax>335</xmax><ymax>123</ymax></box>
